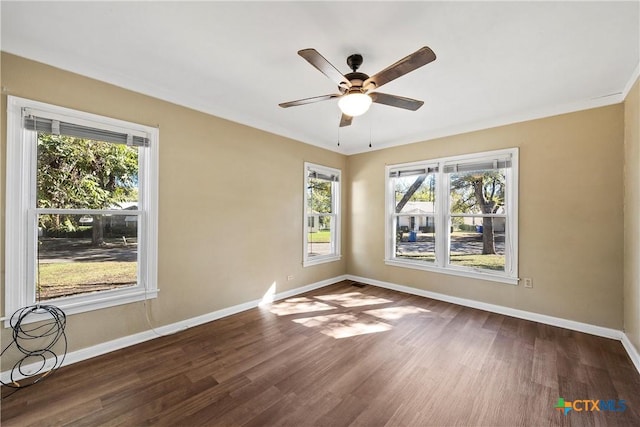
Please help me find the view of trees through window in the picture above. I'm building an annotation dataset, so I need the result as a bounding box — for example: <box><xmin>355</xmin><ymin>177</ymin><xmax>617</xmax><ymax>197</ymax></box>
<box><xmin>392</xmin><ymin>164</ymin><xmax>508</xmax><ymax>272</ymax></box>
<box><xmin>307</xmin><ymin>176</ymin><xmax>334</xmax><ymax>257</ymax></box>
<box><xmin>394</xmin><ymin>172</ymin><xmax>436</xmax><ymax>262</ymax></box>
<box><xmin>36</xmin><ymin>134</ymin><xmax>140</xmax><ymax>300</ymax></box>
<box><xmin>449</xmin><ymin>168</ymin><xmax>506</xmax><ymax>271</ymax></box>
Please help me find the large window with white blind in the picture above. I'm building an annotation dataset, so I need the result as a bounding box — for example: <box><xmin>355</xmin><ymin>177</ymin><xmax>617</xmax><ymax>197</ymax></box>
<box><xmin>304</xmin><ymin>162</ymin><xmax>341</xmax><ymax>266</ymax></box>
<box><xmin>385</xmin><ymin>148</ymin><xmax>518</xmax><ymax>284</ymax></box>
<box><xmin>5</xmin><ymin>96</ymin><xmax>159</xmax><ymax>322</ymax></box>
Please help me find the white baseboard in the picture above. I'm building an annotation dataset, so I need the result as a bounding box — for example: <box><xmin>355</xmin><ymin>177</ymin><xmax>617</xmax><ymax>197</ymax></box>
<box><xmin>347</xmin><ymin>274</ymin><xmax>623</xmax><ymax>339</ymax></box>
<box><xmin>621</xmin><ymin>332</ymin><xmax>640</xmax><ymax>374</ymax></box>
<box><xmin>1</xmin><ymin>275</ymin><xmax>346</xmax><ymax>384</ymax></box>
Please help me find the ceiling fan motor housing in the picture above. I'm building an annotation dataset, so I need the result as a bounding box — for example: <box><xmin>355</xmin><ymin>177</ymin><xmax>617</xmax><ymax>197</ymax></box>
<box><xmin>341</xmin><ymin>71</ymin><xmax>370</xmax><ymax>94</ymax></box>
<box><xmin>342</xmin><ymin>54</ymin><xmax>374</xmax><ymax>94</ymax></box>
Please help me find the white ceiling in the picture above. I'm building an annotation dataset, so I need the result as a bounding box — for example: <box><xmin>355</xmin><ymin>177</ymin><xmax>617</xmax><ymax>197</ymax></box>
<box><xmin>2</xmin><ymin>1</ymin><xmax>639</xmax><ymax>155</ymax></box>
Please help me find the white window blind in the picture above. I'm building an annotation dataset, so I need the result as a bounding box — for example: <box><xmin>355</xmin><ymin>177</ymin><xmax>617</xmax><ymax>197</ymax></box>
<box><xmin>443</xmin><ymin>157</ymin><xmax>512</xmax><ymax>174</ymax></box>
<box><xmin>308</xmin><ymin>170</ymin><xmax>340</xmax><ymax>182</ymax></box>
<box><xmin>389</xmin><ymin>166</ymin><xmax>438</xmax><ymax>177</ymax></box>
<box><xmin>22</xmin><ymin>110</ymin><xmax>150</xmax><ymax>147</ymax></box>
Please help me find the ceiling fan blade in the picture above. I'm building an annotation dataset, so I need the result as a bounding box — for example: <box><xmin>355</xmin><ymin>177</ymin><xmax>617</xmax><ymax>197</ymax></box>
<box><xmin>364</xmin><ymin>46</ymin><xmax>436</xmax><ymax>90</ymax></box>
<box><xmin>279</xmin><ymin>94</ymin><xmax>340</xmax><ymax>108</ymax></box>
<box><xmin>339</xmin><ymin>113</ymin><xmax>353</xmax><ymax>127</ymax></box>
<box><xmin>369</xmin><ymin>92</ymin><xmax>424</xmax><ymax>111</ymax></box>
<box><xmin>298</xmin><ymin>49</ymin><xmax>351</xmax><ymax>89</ymax></box>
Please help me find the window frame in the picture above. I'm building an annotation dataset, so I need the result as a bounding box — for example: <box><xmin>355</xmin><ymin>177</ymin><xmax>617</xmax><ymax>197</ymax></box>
<box><xmin>4</xmin><ymin>96</ymin><xmax>159</xmax><ymax>325</ymax></box>
<box><xmin>303</xmin><ymin>162</ymin><xmax>341</xmax><ymax>267</ymax></box>
<box><xmin>385</xmin><ymin>148</ymin><xmax>519</xmax><ymax>285</ymax></box>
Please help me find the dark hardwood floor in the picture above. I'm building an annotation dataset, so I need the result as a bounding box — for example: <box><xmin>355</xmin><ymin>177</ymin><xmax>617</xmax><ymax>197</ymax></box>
<box><xmin>2</xmin><ymin>280</ymin><xmax>640</xmax><ymax>426</ymax></box>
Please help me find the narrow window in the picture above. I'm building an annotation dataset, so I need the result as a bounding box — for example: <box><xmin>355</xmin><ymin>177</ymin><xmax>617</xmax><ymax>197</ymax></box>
<box><xmin>304</xmin><ymin>163</ymin><xmax>341</xmax><ymax>266</ymax></box>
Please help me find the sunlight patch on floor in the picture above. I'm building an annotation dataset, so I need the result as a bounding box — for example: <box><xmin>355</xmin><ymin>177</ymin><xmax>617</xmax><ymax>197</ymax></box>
<box><xmin>364</xmin><ymin>305</ymin><xmax>431</xmax><ymax>321</ymax></box>
<box><xmin>314</xmin><ymin>292</ymin><xmax>393</xmax><ymax>308</ymax></box>
<box><xmin>268</xmin><ymin>297</ymin><xmax>336</xmax><ymax>316</ymax></box>
<box><xmin>292</xmin><ymin>313</ymin><xmax>392</xmax><ymax>339</ymax></box>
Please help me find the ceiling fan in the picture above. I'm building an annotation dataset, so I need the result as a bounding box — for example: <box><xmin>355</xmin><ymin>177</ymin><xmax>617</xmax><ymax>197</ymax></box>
<box><xmin>279</xmin><ymin>46</ymin><xmax>436</xmax><ymax>127</ymax></box>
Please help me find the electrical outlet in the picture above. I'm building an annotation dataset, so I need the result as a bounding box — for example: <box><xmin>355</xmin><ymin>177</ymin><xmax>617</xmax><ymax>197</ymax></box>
<box><xmin>287</xmin><ymin>275</ymin><xmax>294</xmax><ymax>281</ymax></box>
<box><xmin>523</xmin><ymin>278</ymin><xmax>533</xmax><ymax>288</ymax></box>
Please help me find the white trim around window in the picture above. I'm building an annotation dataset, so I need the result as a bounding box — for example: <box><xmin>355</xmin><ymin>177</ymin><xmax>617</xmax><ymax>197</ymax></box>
<box><xmin>303</xmin><ymin>162</ymin><xmax>341</xmax><ymax>267</ymax></box>
<box><xmin>4</xmin><ymin>96</ymin><xmax>159</xmax><ymax>326</ymax></box>
<box><xmin>385</xmin><ymin>148</ymin><xmax>519</xmax><ymax>285</ymax></box>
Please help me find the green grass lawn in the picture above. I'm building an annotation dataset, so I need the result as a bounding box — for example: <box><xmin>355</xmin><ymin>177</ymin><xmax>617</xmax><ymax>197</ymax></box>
<box><xmin>308</xmin><ymin>230</ymin><xmax>331</xmax><ymax>243</ymax></box>
<box><xmin>38</xmin><ymin>261</ymin><xmax>137</xmax><ymax>299</ymax></box>
<box><xmin>449</xmin><ymin>253</ymin><xmax>505</xmax><ymax>271</ymax></box>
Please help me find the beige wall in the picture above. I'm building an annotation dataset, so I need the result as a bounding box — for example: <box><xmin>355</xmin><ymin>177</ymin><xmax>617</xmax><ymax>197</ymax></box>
<box><xmin>624</xmin><ymin>76</ymin><xmax>640</xmax><ymax>352</ymax></box>
<box><xmin>0</xmin><ymin>53</ymin><xmax>347</xmax><ymax>367</ymax></box>
<box><xmin>348</xmin><ymin>105</ymin><xmax>625</xmax><ymax>329</ymax></box>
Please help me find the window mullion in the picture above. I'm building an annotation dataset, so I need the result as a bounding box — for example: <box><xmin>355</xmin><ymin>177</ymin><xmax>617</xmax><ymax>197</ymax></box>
<box><xmin>332</xmin><ymin>180</ymin><xmax>340</xmax><ymax>257</ymax></box>
<box><xmin>303</xmin><ymin>169</ymin><xmax>310</xmax><ymax>264</ymax></box>
<box><xmin>26</xmin><ymin>129</ymin><xmax>39</xmax><ymax>307</ymax></box>
<box><xmin>36</xmin><ymin>208</ymin><xmax>143</xmax><ymax>216</ymax></box>
<box><xmin>435</xmin><ymin>162</ymin><xmax>449</xmax><ymax>268</ymax></box>
<box><xmin>504</xmin><ymin>164</ymin><xmax>517</xmax><ymax>276</ymax></box>
<box><xmin>26</xmin><ymin>208</ymin><xmax>39</xmax><ymax>306</ymax></box>
<box><xmin>449</xmin><ymin>213</ymin><xmax>507</xmax><ymax>218</ymax></box>
<box><xmin>331</xmin><ymin>214</ymin><xmax>337</xmax><ymax>255</ymax></box>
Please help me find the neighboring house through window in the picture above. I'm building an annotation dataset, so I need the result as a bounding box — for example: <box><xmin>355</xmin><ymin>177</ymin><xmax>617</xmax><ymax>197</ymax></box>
<box><xmin>5</xmin><ymin>96</ymin><xmax>159</xmax><ymax>323</ymax></box>
<box><xmin>304</xmin><ymin>162</ymin><xmax>341</xmax><ymax>266</ymax></box>
<box><xmin>385</xmin><ymin>148</ymin><xmax>518</xmax><ymax>284</ymax></box>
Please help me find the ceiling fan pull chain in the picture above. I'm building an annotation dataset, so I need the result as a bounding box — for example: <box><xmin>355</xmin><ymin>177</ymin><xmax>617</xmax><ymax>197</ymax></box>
<box><xmin>368</xmin><ymin>107</ymin><xmax>373</xmax><ymax>148</ymax></box>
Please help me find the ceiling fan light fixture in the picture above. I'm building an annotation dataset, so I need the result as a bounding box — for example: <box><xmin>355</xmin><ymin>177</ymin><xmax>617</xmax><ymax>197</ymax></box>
<box><xmin>338</xmin><ymin>92</ymin><xmax>372</xmax><ymax>117</ymax></box>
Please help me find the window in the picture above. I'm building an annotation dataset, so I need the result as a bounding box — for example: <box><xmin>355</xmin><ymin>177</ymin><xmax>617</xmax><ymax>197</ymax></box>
<box><xmin>385</xmin><ymin>148</ymin><xmax>518</xmax><ymax>284</ymax></box>
<box><xmin>5</xmin><ymin>96</ymin><xmax>159</xmax><ymax>323</ymax></box>
<box><xmin>304</xmin><ymin>162</ymin><xmax>341</xmax><ymax>266</ymax></box>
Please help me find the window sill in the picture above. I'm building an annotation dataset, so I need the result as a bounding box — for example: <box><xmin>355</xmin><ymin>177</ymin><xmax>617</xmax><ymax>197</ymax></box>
<box><xmin>303</xmin><ymin>255</ymin><xmax>342</xmax><ymax>268</ymax></box>
<box><xmin>384</xmin><ymin>259</ymin><xmax>518</xmax><ymax>285</ymax></box>
<box><xmin>4</xmin><ymin>288</ymin><xmax>158</xmax><ymax>328</ymax></box>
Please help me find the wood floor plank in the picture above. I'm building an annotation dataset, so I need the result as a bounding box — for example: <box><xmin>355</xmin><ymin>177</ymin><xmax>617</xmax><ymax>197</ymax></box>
<box><xmin>531</xmin><ymin>337</ymin><xmax>559</xmax><ymax>387</ymax></box>
<box><xmin>2</xmin><ymin>280</ymin><xmax>639</xmax><ymax>426</ymax></box>
<box><xmin>271</xmin><ymin>391</ymin><xmax>343</xmax><ymax>427</ymax></box>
